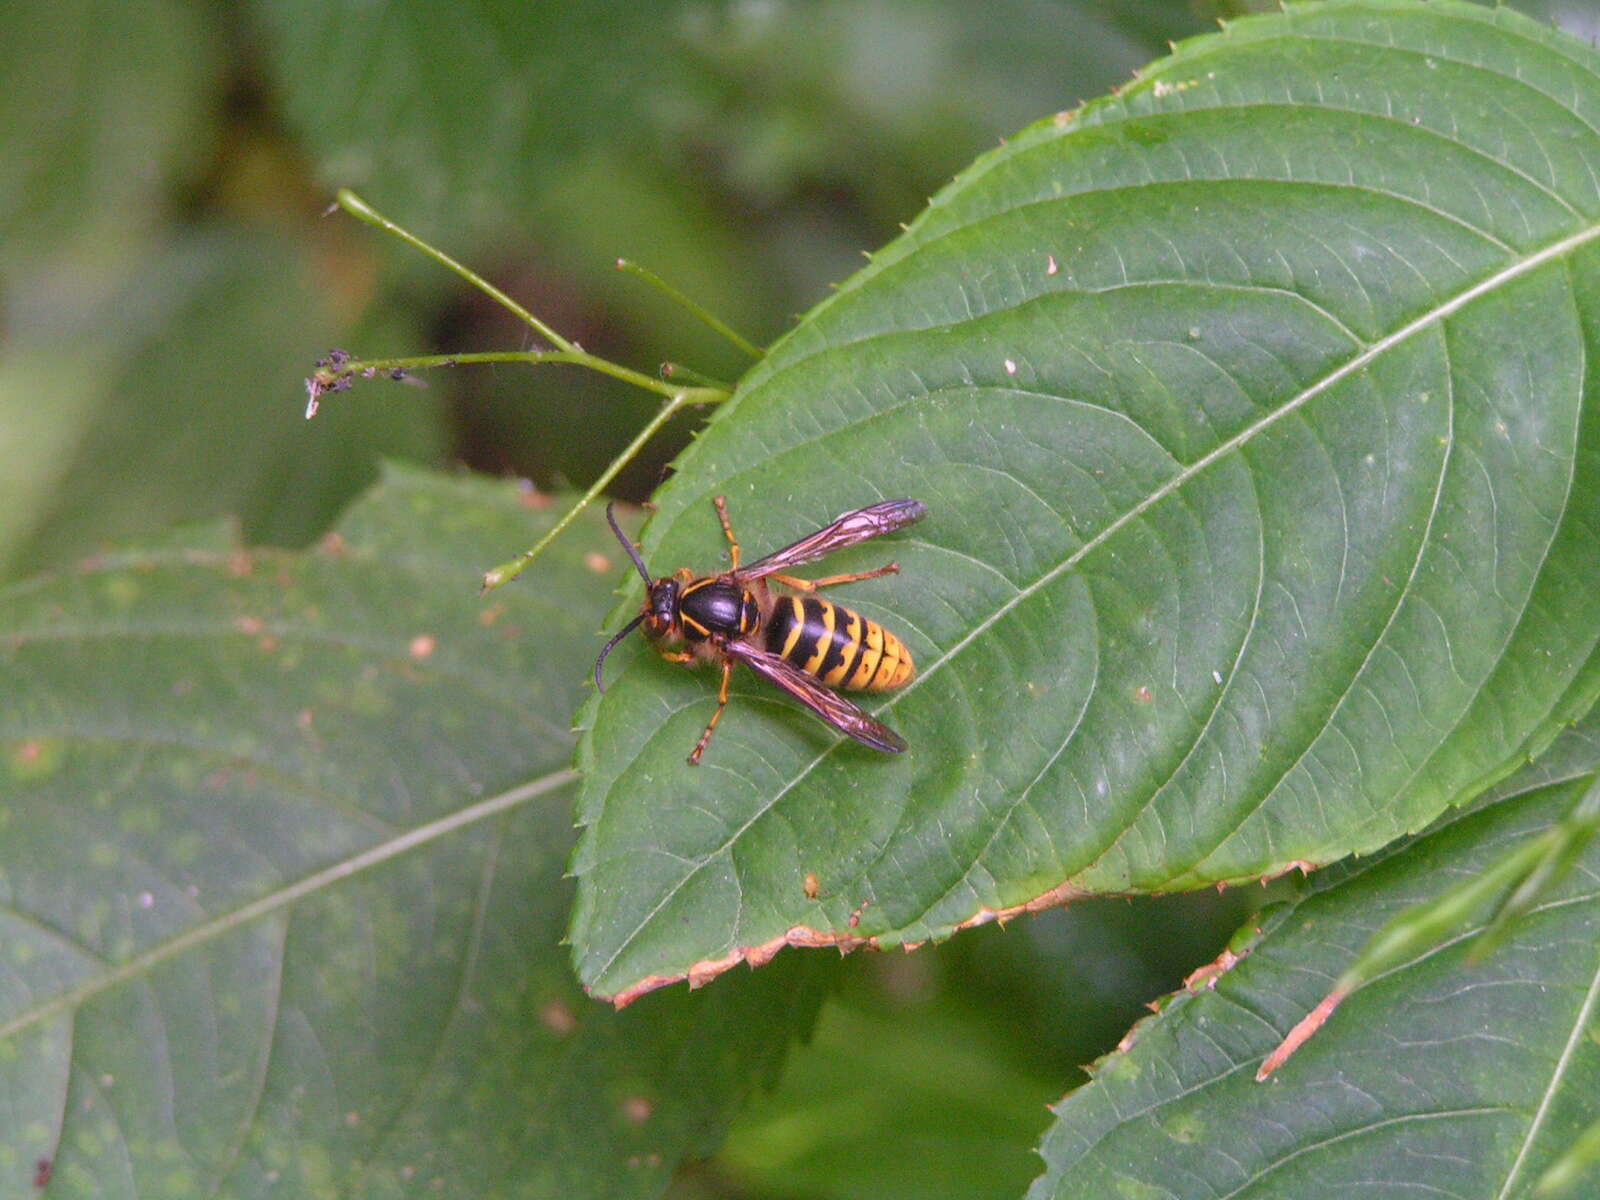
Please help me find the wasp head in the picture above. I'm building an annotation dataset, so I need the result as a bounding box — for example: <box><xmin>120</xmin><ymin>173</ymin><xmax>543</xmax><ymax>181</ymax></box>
<box><xmin>595</xmin><ymin>503</ymin><xmax>681</xmax><ymax>692</ymax></box>
<box><xmin>642</xmin><ymin>576</ymin><xmax>681</xmax><ymax>640</ymax></box>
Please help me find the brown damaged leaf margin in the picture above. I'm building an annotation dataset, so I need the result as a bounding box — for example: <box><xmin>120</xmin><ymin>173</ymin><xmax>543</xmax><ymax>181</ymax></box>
<box><xmin>599</xmin><ymin>878</ymin><xmax>1093</xmax><ymax>1009</ymax></box>
<box><xmin>595</xmin><ymin>845</ymin><xmax>1322</xmax><ymax>1007</ymax></box>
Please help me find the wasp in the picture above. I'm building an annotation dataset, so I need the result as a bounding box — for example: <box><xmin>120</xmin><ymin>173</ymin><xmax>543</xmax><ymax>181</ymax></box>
<box><xmin>594</xmin><ymin>496</ymin><xmax>925</xmax><ymax>764</ymax></box>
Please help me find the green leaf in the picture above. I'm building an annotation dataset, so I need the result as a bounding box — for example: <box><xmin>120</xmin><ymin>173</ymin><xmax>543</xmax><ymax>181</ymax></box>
<box><xmin>1027</xmin><ymin>715</ymin><xmax>1600</xmax><ymax>1199</ymax></box>
<box><xmin>0</xmin><ymin>466</ymin><xmax>821</xmax><ymax>1197</ymax></box>
<box><xmin>572</xmin><ymin>0</ymin><xmax>1600</xmax><ymax>1001</ymax></box>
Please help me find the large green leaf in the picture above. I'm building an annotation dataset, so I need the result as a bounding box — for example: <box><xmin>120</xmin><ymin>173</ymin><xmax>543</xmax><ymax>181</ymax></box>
<box><xmin>1028</xmin><ymin>714</ymin><xmax>1600</xmax><ymax>1199</ymax></box>
<box><xmin>0</xmin><ymin>467</ymin><xmax>821</xmax><ymax>1198</ymax></box>
<box><xmin>572</xmin><ymin>0</ymin><xmax>1600</xmax><ymax>1001</ymax></box>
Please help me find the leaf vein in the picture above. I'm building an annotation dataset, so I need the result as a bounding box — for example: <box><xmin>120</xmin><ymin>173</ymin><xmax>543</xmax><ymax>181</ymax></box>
<box><xmin>0</xmin><ymin>771</ymin><xmax>575</xmax><ymax>1045</ymax></box>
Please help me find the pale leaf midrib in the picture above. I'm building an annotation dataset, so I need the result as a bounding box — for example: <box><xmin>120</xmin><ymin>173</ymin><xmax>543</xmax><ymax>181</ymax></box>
<box><xmin>1495</xmin><ymin>926</ymin><xmax>1600</xmax><ymax>1197</ymax></box>
<box><xmin>0</xmin><ymin>769</ymin><xmax>577</xmax><ymax>1043</ymax></box>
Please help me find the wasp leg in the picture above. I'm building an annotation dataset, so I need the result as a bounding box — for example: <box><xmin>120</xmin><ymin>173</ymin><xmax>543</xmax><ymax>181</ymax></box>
<box><xmin>769</xmin><ymin>562</ymin><xmax>899</xmax><ymax>592</ymax></box>
<box><xmin>659</xmin><ymin>650</ymin><xmax>694</xmax><ymax>664</ymax></box>
<box><xmin>713</xmin><ymin>495</ymin><xmax>741</xmax><ymax>570</ymax></box>
<box><xmin>688</xmin><ymin>658</ymin><xmax>733</xmax><ymax>765</ymax></box>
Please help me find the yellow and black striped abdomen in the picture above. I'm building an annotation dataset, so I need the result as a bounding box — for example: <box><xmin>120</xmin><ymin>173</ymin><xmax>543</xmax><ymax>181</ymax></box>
<box><xmin>764</xmin><ymin>596</ymin><xmax>913</xmax><ymax>691</ymax></box>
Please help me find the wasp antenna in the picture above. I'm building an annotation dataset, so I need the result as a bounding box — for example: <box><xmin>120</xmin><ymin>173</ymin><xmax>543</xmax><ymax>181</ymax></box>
<box><xmin>594</xmin><ymin>613</ymin><xmax>647</xmax><ymax>693</ymax></box>
<box><xmin>606</xmin><ymin>502</ymin><xmax>654</xmax><ymax>587</ymax></box>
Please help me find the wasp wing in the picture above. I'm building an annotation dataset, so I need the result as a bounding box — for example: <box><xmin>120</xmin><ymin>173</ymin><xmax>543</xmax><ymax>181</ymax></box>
<box><xmin>736</xmin><ymin>499</ymin><xmax>926</xmax><ymax>580</ymax></box>
<box><xmin>724</xmin><ymin>640</ymin><xmax>908</xmax><ymax>753</ymax></box>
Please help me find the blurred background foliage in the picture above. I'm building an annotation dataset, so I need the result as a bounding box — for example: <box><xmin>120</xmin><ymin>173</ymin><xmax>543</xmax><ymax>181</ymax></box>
<box><xmin>3</xmin><ymin>1</ymin><xmax>1592</xmax><ymax>1196</ymax></box>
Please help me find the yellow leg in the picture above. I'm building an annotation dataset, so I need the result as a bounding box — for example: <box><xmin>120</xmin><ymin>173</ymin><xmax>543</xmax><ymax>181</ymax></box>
<box><xmin>688</xmin><ymin>659</ymin><xmax>733</xmax><ymax>765</ymax></box>
<box><xmin>769</xmin><ymin>563</ymin><xmax>899</xmax><ymax>592</ymax></box>
<box><xmin>713</xmin><ymin>495</ymin><xmax>740</xmax><ymax>570</ymax></box>
<box><xmin>659</xmin><ymin>649</ymin><xmax>695</xmax><ymax>665</ymax></box>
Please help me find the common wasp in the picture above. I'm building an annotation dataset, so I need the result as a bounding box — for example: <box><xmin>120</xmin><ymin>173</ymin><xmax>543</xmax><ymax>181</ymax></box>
<box><xmin>595</xmin><ymin>496</ymin><xmax>925</xmax><ymax>764</ymax></box>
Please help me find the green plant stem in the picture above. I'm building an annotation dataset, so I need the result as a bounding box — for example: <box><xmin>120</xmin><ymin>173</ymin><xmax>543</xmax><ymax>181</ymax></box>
<box><xmin>1335</xmin><ymin>831</ymin><xmax>1555</xmax><ymax>995</ymax></box>
<box><xmin>337</xmin><ymin>189</ymin><xmax>576</xmax><ymax>353</ymax></box>
<box><xmin>1538</xmin><ymin>1112</ymin><xmax>1600</xmax><ymax>1195</ymax></box>
<box><xmin>660</xmin><ymin>360</ymin><xmax>734</xmax><ymax>390</ymax></box>
<box><xmin>616</xmin><ymin>257</ymin><xmax>764</xmax><ymax>359</ymax></box>
<box><xmin>330</xmin><ymin>190</ymin><xmax>737</xmax><ymax>583</ymax></box>
<box><xmin>324</xmin><ymin>351</ymin><xmax>723</xmax><ymax>404</ymax></box>
<box><xmin>481</xmin><ymin>388</ymin><xmax>701</xmax><ymax>592</ymax></box>
<box><xmin>1260</xmin><ymin>780</ymin><xmax>1600</xmax><ymax>1081</ymax></box>
<box><xmin>1471</xmin><ymin>775</ymin><xmax>1600</xmax><ymax>961</ymax></box>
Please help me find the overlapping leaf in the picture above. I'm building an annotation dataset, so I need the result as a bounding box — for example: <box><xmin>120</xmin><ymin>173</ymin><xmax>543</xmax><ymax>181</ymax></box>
<box><xmin>1029</xmin><ymin>711</ymin><xmax>1600</xmax><ymax>1199</ymax></box>
<box><xmin>573</xmin><ymin>0</ymin><xmax>1600</xmax><ymax>1002</ymax></box>
<box><xmin>0</xmin><ymin>467</ymin><xmax>820</xmax><ymax>1198</ymax></box>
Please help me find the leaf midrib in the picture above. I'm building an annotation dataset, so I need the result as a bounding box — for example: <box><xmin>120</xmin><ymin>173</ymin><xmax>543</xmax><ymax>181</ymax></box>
<box><xmin>1495</xmin><ymin>915</ymin><xmax>1600</xmax><ymax>1197</ymax></box>
<box><xmin>588</xmin><ymin>215</ymin><xmax>1600</xmax><ymax>989</ymax></box>
<box><xmin>0</xmin><ymin>768</ymin><xmax>577</xmax><ymax>1043</ymax></box>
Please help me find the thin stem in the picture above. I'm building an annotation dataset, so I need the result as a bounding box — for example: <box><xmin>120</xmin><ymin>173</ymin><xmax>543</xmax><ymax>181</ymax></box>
<box><xmin>319</xmin><ymin>351</ymin><xmax>724</xmax><ymax>403</ymax></box>
<box><xmin>481</xmin><ymin>388</ymin><xmax>700</xmax><ymax>591</ymax></box>
<box><xmin>660</xmin><ymin>360</ymin><xmax>734</xmax><ymax>390</ymax></box>
<box><xmin>615</xmin><ymin>257</ymin><xmax>764</xmax><ymax>359</ymax></box>
<box><xmin>337</xmin><ymin>189</ymin><xmax>576</xmax><ymax>353</ymax></box>
<box><xmin>326</xmin><ymin>190</ymin><xmax>739</xmax><ymax>574</ymax></box>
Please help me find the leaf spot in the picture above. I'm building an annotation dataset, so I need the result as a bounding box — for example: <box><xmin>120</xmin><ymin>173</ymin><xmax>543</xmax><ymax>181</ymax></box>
<box><xmin>539</xmin><ymin>999</ymin><xmax>577</xmax><ymax>1035</ymax></box>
